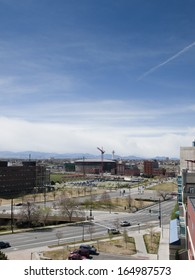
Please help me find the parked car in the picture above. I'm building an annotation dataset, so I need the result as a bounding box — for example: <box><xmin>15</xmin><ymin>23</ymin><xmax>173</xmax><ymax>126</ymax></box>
<box><xmin>120</xmin><ymin>221</ymin><xmax>131</xmax><ymax>227</ymax></box>
<box><xmin>107</xmin><ymin>228</ymin><xmax>120</xmax><ymax>234</ymax></box>
<box><xmin>79</xmin><ymin>244</ymin><xmax>98</xmax><ymax>255</ymax></box>
<box><xmin>71</xmin><ymin>248</ymin><xmax>90</xmax><ymax>258</ymax></box>
<box><xmin>68</xmin><ymin>252</ymin><xmax>87</xmax><ymax>260</ymax></box>
<box><xmin>15</xmin><ymin>203</ymin><xmax>23</xmax><ymax>206</ymax></box>
<box><xmin>0</xmin><ymin>241</ymin><xmax>11</xmax><ymax>249</ymax></box>
<box><xmin>15</xmin><ymin>203</ymin><xmax>27</xmax><ymax>206</ymax></box>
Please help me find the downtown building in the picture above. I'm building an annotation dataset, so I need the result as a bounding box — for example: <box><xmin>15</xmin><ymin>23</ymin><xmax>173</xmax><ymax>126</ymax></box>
<box><xmin>171</xmin><ymin>140</ymin><xmax>195</xmax><ymax>259</ymax></box>
<box><xmin>0</xmin><ymin>160</ymin><xmax>50</xmax><ymax>200</ymax></box>
<box><xmin>143</xmin><ymin>160</ymin><xmax>166</xmax><ymax>177</ymax></box>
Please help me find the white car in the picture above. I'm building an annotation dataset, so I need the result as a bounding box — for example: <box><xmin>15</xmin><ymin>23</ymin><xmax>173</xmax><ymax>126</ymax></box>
<box><xmin>107</xmin><ymin>228</ymin><xmax>120</xmax><ymax>234</ymax></box>
<box><xmin>120</xmin><ymin>221</ymin><xmax>131</xmax><ymax>227</ymax></box>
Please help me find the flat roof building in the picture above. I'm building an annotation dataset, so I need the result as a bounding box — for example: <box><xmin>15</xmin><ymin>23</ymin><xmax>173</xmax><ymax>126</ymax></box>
<box><xmin>75</xmin><ymin>159</ymin><xmax>116</xmax><ymax>175</ymax></box>
<box><xmin>0</xmin><ymin>161</ymin><xmax>50</xmax><ymax>199</ymax></box>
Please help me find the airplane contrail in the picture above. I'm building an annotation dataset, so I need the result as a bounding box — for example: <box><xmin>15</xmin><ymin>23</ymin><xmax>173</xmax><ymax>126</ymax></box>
<box><xmin>137</xmin><ymin>41</ymin><xmax>195</xmax><ymax>80</ymax></box>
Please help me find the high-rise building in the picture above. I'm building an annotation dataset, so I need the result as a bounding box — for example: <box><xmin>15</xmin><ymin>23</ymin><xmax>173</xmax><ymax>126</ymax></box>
<box><xmin>143</xmin><ymin>160</ymin><xmax>159</xmax><ymax>176</ymax></box>
<box><xmin>0</xmin><ymin>161</ymin><xmax>50</xmax><ymax>199</ymax></box>
<box><xmin>173</xmin><ymin>140</ymin><xmax>195</xmax><ymax>259</ymax></box>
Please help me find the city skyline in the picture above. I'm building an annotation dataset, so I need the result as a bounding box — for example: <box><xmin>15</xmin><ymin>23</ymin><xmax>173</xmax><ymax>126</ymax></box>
<box><xmin>0</xmin><ymin>1</ymin><xmax>195</xmax><ymax>158</ymax></box>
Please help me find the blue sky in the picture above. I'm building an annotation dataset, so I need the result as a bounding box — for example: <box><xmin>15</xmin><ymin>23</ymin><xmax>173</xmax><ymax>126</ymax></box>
<box><xmin>0</xmin><ymin>0</ymin><xmax>195</xmax><ymax>158</ymax></box>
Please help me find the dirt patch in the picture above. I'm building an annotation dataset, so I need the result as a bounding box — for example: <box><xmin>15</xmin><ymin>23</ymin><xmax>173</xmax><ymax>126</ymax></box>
<box><xmin>143</xmin><ymin>232</ymin><xmax>160</xmax><ymax>254</ymax></box>
<box><xmin>96</xmin><ymin>237</ymin><xmax>136</xmax><ymax>255</ymax></box>
<box><xmin>43</xmin><ymin>237</ymin><xmax>136</xmax><ymax>260</ymax></box>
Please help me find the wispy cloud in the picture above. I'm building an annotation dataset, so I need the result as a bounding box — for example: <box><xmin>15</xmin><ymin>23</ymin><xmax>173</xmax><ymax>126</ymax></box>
<box><xmin>0</xmin><ymin>99</ymin><xmax>176</xmax><ymax>124</ymax></box>
<box><xmin>138</xmin><ymin>41</ymin><xmax>195</xmax><ymax>80</ymax></box>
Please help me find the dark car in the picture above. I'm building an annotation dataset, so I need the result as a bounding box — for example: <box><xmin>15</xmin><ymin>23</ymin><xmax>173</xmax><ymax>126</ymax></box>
<box><xmin>79</xmin><ymin>244</ymin><xmax>98</xmax><ymax>255</ymax></box>
<box><xmin>68</xmin><ymin>252</ymin><xmax>87</xmax><ymax>260</ymax></box>
<box><xmin>0</xmin><ymin>241</ymin><xmax>11</xmax><ymax>249</ymax></box>
<box><xmin>107</xmin><ymin>228</ymin><xmax>120</xmax><ymax>234</ymax></box>
<box><xmin>15</xmin><ymin>203</ymin><xmax>23</xmax><ymax>206</ymax></box>
<box><xmin>71</xmin><ymin>248</ymin><xmax>90</xmax><ymax>258</ymax></box>
<box><xmin>120</xmin><ymin>221</ymin><xmax>131</xmax><ymax>227</ymax></box>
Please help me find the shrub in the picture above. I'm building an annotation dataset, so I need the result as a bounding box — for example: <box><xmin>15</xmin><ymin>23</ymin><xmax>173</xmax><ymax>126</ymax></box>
<box><xmin>0</xmin><ymin>251</ymin><xmax>8</xmax><ymax>260</ymax></box>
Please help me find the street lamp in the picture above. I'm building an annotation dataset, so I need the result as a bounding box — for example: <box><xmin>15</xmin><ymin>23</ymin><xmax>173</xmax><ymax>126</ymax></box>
<box><xmin>129</xmin><ymin>184</ymin><xmax>131</xmax><ymax>194</ymax></box>
<box><xmin>89</xmin><ymin>207</ymin><xmax>93</xmax><ymax>220</ymax></box>
<box><xmin>138</xmin><ymin>223</ymin><xmax>140</xmax><ymax>233</ymax></box>
<box><xmin>89</xmin><ymin>184</ymin><xmax>93</xmax><ymax>220</ymax></box>
<box><xmin>82</xmin><ymin>223</ymin><xmax>85</xmax><ymax>241</ymax></box>
<box><xmin>10</xmin><ymin>198</ymin><xmax>14</xmax><ymax>233</ymax></box>
<box><xmin>158</xmin><ymin>198</ymin><xmax>162</xmax><ymax>228</ymax></box>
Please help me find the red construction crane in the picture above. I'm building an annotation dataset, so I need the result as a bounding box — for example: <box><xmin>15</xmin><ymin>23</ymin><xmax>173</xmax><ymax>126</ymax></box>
<box><xmin>97</xmin><ymin>147</ymin><xmax>105</xmax><ymax>177</ymax></box>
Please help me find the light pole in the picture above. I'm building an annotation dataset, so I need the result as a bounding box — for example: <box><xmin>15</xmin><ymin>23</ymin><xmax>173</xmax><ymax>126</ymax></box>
<box><xmin>10</xmin><ymin>198</ymin><xmax>14</xmax><ymax>233</ymax></box>
<box><xmin>82</xmin><ymin>223</ymin><xmax>85</xmax><ymax>241</ymax></box>
<box><xmin>158</xmin><ymin>198</ymin><xmax>162</xmax><ymax>228</ymax></box>
<box><xmin>129</xmin><ymin>183</ymin><xmax>131</xmax><ymax>194</ymax></box>
<box><xmin>138</xmin><ymin>223</ymin><xmax>140</xmax><ymax>233</ymax></box>
<box><xmin>90</xmin><ymin>184</ymin><xmax>93</xmax><ymax>220</ymax></box>
<box><xmin>89</xmin><ymin>207</ymin><xmax>93</xmax><ymax>220</ymax></box>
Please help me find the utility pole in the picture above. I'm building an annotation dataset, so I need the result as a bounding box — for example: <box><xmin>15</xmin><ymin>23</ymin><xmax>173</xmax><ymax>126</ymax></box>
<box><xmin>158</xmin><ymin>198</ymin><xmax>162</xmax><ymax>228</ymax></box>
<box><xmin>82</xmin><ymin>223</ymin><xmax>85</xmax><ymax>241</ymax></box>
<box><xmin>10</xmin><ymin>198</ymin><xmax>14</xmax><ymax>233</ymax></box>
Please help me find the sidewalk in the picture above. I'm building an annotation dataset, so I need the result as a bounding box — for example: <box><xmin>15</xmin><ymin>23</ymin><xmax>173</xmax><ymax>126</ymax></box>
<box><xmin>157</xmin><ymin>223</ymin><xmax>170</xmax><ymax>260</ymax></box>
<box><xmin>6</xmin><ymin>224</ymin><xmax>170</xmax><ymax>260</ymax></box>
<box><xmin>131</xmin><ymin>224</ymin><xmax>169</xmax><ymax>260</ymax></box>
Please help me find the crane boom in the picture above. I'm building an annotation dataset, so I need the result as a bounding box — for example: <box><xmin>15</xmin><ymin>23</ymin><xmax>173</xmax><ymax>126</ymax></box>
<box><xmin>97</xmin><ymin>147</ymin><xmax>105</xmax><ymax>154</ymax></box>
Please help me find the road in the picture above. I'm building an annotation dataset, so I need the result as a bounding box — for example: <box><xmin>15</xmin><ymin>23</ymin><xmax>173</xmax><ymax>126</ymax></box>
<box><xmin>0</xmin><ymin>198</ymin><xmax>176</xmax><ymax>255</ymax></box>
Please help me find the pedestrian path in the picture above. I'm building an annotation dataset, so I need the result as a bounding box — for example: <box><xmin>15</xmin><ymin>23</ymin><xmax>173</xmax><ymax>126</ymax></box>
<box><xmin>130</xmin><ymin>225</ymin><xmax>169</xmax><ymax>260</ymax></box>
<box><xmin>157</xmin><ymin>224</ymin><xmax>170</xmax><ymax>260</ymax></box>
<box><xmin>131</xmin><ymin>231</ymin><xmax>156</xmax><ymax>260</ymax></box>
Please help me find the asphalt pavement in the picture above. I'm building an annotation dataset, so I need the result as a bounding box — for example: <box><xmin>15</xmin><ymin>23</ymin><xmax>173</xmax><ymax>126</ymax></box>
<box><xmin>5</xmin><ymin>223</ymin><xmax>169</xmax><ymax>260</ymax></box>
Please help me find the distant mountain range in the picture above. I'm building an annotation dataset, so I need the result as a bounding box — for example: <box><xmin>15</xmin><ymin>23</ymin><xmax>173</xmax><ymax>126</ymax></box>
<box><xmin>0</xmin><ymin>151</ymin><xmax>179</xmax><ymax>160</ymax></box>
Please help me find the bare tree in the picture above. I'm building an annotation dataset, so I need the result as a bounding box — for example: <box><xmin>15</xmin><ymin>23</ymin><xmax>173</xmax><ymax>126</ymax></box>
<box><xmin>37</xmin><ymin>206</ymin><xmax>52</xmax><ymax>226</ymax></box>
<box><xmin>18</xmin><ymin>202</ymin><xmax>39</xmax><ymax>227</ymax></box>
<box><xmin>56</xmin><ymin>230</ymin><xmax>63</xmax><ymax>246</ymax></box>
<box><xmin>58</xmin><ymin>195</ymin><xmax>81</xmax><ymax>222</ymax></box>
<box><xmin>88</xmin><ymin>224</ymin><xmax>95</xmax><ymax>240</ymax></box>
<box><xmin>123</xmin><ymin>229</ymin><xmax>129</xmax><ymax>248</ymax></box>
<box><xmin>157</xmin><ymin>190</ymin><xmax>170</xmax><ymax>201</ymax></box>
<box><xmin>100</xmin><ymin>191</ymin><xmax>113</xmax><ymax>213</ymax></box>
<box><xmin>52</xmin><ymin>189</ymin><xmax>58</xmax><ymax>201</ymax></box>
<box><xmin>147</xmin><ymin>224</ymin><xmax>157</xmax><ymax>251</ymax></box>
<box><xmin>126</xmin><ymin>194</ymin><xmax>133</xmax><ymax>210</ymax></box>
